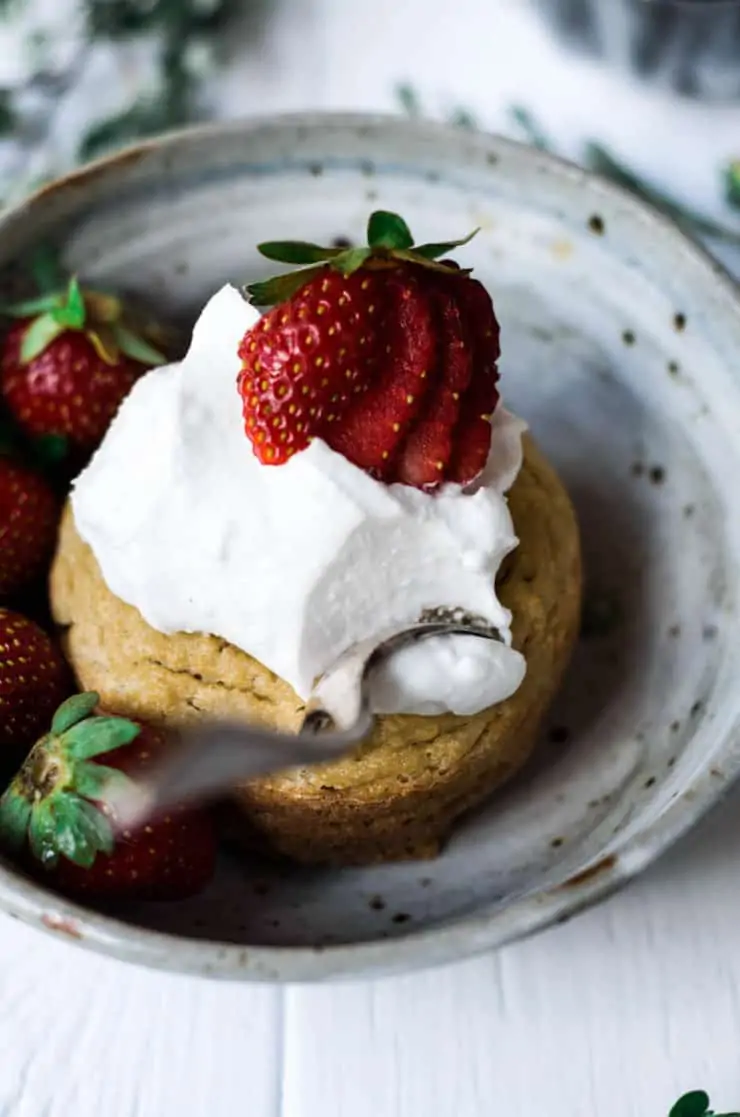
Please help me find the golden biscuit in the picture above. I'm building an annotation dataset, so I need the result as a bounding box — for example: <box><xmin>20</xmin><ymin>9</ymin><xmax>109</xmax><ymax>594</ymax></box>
<box><xmin>50</xmin><ymin>435</ymin><xmax>581</xmax><ymax>865</ymax></box>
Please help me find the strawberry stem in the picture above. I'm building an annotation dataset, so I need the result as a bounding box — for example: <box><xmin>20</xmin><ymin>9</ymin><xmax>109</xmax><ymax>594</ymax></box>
<box><xmin>367</xmin><ymin>210</ymin><xmax>414</xmax><ymax>250</ymax></box>
<box><xmin>2</xmin><ymin>255</ymin><xmax>168</xmax><ymax>368</ymax></box>
<box><xmin>257</xmin><ymin>240</ymin><xmax>345</xmax><ymax>265</ymax></box>
<box><xmin>51</xmin><ymin>277</ymin><xmax>86</xmax><ymax>329</ymax></box>
<box><xmin>0</xmin><ymin>693</ymin><xmax>140</xmax><ymax>871</ymax></box>
<box><xmin>246</xmin><ymin>209</ymin><xmax>480</xmax><ymax>307</ymax></box>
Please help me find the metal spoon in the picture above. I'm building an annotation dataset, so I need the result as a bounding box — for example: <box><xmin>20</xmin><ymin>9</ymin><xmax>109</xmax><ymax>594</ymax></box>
<box><xmin>109</xmin><ymin>610</ymin><xmax>502</xmax><ymax>829</ymax></box>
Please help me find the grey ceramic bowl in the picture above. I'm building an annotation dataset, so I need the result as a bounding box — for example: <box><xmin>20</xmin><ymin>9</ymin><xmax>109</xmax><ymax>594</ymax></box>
<box><xmin>2</xmin><ymin>113</ymin><xmax>740</xmax><ymax>982</ymax></box>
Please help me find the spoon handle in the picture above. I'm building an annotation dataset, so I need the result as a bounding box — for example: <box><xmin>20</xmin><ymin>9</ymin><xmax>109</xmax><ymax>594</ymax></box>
<box><xmin>106</xmin><ymin>713</ymin><xmax>374</xmax><ymax>829</ymax></box>
<box><xmin>107</xmin><ymin>616</ymin><xmax>502</xmax><ymax>828</ymax></box>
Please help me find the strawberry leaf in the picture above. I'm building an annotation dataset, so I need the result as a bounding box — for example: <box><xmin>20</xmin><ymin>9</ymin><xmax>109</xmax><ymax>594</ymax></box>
<box><xmin>0</xmin><ymin>293</ymin><xmax>63</xmax><ymax>318</ymax></box>
<box><xmin>83</xmin><ymin>290</ymin><xmax>122</xmax><ymax>324</ymax></box>
<box><xmin>246</xmin><ymin>265</ymin><xmax>325</xmax><ymax>307</ymax></box>
<box><xmin>19</xmin><ymin>312</ymin><xmax>65</xmax><ymax>362</ymax></box>
<box><xmin>0</xmin><ymin>790</ymin><xmax>31</xmax><ymax>851</ymax></box>
<box><xmin>391</xmin><ymin>249</ymin><xmax>472</xmax><ymax>276</ymax></box>
<box><xmin>49</xmin><ymin>794</ymin><xmax>99</xmax><ymax>867</ymax></box>
<box><xmin>76</xmin><ymin>799</ymin><xmax>114</xmax><ymax>856</ymax></box>
<box><xmin>110</xmin><ymin>323</ymin><xmax>167</xmax><ymax>366</ymax></box>
<box><xmin>724</xmin><ymin>160</ymin><xmax>740</xmax><ymax>210</ymax></box>
<box><xmin>74</xmin><ymin>761</ymin><xmax>133</xmax><ymax>803</ymax></box>
<box><xmin>28</xmin><ymin>801</ymin><xmax>59</xmax><ymax>867</ymax></box>
<box><xmin>64</xmin><ymin>715</ymin><xmax>140</xmax><ymax>760</ymax></box>
<box><xmin>52</xmin><ymin>277</ymin><xmax>86</xmax><ymax>329</ymax></box>
<box><xmin>51</xmin><ymin>692</ymin><xmax>100</xmax><ymax>736</ymax></box>
<box><xmin>414</xmin><ymin>228</ymin><xmax>480</xmax><ymax>260</ymax></box>
<box><xmin>670</xmin><ymin>1092</ymin><xmax>712</xmax><ymax>1117</ymax></box>
<box><xmin>86</xmin><ymin>326</ymin><xmax>119</xmax><ymax>364</ymax></box>
<box><xmin>257</xmin><ymin>241</ymin><xmax>344</xmax><ymax>265</ymax></box>
<box><xmin>329</xmin><ymin>247</ymin><xmax>372</xmax><ymax>276</ymax></box>
<box><xmin>367</xmin><ymin>210</ymin><xmax>414</xmax><ymax>250</ymax></box>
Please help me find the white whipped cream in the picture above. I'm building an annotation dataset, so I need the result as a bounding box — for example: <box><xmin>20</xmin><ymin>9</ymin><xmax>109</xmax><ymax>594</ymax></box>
<box><xmin>72</xmin><ymin>285</ymin><xmax>527</xmax><ymax>716</ymax></box>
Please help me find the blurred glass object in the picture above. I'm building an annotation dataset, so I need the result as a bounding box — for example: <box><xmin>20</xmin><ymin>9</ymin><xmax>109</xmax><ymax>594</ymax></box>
<box><xmin>533</xmin><ymin>0</ymin><xmax>740</xmax><ymax>100</ymax></box>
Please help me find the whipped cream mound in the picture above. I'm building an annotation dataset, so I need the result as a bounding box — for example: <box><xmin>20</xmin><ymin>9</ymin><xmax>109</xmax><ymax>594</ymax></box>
<box><xmin>72</xmin><ymin>285</ymin><xmax>527</xmax><ymax>717</ymax></box>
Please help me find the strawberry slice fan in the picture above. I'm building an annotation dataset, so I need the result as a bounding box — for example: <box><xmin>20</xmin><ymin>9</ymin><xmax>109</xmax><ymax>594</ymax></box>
<box><xmin>238</xmin><ymin>209</ymin><xmax>502</xmax><ymax>491</ymax></box>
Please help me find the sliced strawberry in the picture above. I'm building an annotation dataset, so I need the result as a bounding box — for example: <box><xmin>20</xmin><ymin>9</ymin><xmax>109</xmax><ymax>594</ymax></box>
<box><xmin>395</xmin><ymin>278</ymin><xmax>473</xmax><ymax>488</ymax></box>
<box><xmin>237</xmin><ymin>268</ymin><xmax>390</xmax><ymax>465</ymax></box>
<box><xmin>447</xmin><ymin>277</ymin><xmax>501</xmax><ymax>486</ymax></box>
<box><xmin>329</xmin><ymin>267</ymin><xmax>436</xmax><ymax>479</ymax></box>
<box><xmin>239</xmin><ymin>211</ymin><xmax>504</xmax><ymax>490</ymax></box>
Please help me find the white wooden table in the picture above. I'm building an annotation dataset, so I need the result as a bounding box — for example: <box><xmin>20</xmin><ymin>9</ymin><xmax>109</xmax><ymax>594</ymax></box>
<box><xmin>3</xmin><ymin>3</ymin><xmax>739</xmax><ymax>1114</ymax></box>
<box><xmin>3</xmin><ymin>787</ymin><xmax>739</xmax><ymax>1117</ymax></box>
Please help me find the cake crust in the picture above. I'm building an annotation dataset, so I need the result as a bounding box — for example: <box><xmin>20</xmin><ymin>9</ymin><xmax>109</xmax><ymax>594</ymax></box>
<box><xmin>50</xmin><ymin>435</ymin><xmax>581</xmax><ymax>865</ymax></box>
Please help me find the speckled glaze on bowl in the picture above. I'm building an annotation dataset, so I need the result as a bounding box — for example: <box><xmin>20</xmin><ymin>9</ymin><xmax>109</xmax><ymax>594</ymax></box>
<box><xmin>1</xmin><ymin>113</ymin><xmax>740</xmax><ymax>982</ymax></box>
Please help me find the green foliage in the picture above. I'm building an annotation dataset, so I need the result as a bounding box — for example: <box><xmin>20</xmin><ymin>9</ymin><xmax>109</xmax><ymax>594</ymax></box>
<box><xmin>0</xmin><ymin>90</ymin><xmax>16</xmax><ymax>134</ymax></box>
<box><xmin>396</xmin><ymin>82</ymin><xmax>422</xmax><ymax>118</ymax></box>
<box><xmin>725</xmin><ymin>161</ymin><xmax>740</xmax><ymax>211</ymax></box>
<box><xmin>78</xmin><ymin>0</ymin><xmax>260</xmax><ymax>161</ymax></box>
<box><xmin>670</xmin><ymin>1092</ymin><xmax>740</xmax><ymax>1117</ymax></box>
<box><xmin>395</xmin><ymin>87</ymin><xmax>739</xmax><ymax>247</ymax></box>
<box><xmin>86</xmin><ymin>0</ymin><xmax>241</xmax><ymax>40</ymax></box>
<box><xmin>448</xmin><ymin>107</ymin><xmax>478</xmax><ymax>131</ymax></box>
<box><xmin>367</xmin><ymin>210</ymin><xmax>414</xmax><ymax>251</ymax></box>
<box><xmin>78</xmin><ymin>98</ymin><xmax>186</xmax><ymax>163</ymax></box>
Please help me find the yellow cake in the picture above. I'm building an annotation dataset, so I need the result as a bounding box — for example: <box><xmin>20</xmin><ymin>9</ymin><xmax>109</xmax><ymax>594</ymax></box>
<box><xmin>50</xmin><ymin>434</ymin><xmax>581</xmax><ymax>865</ymax></box>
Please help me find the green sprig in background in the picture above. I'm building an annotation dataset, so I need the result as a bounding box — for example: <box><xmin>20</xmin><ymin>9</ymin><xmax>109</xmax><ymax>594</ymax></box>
<box><xmin>396</xmin><ymin>83</ymin><xmax>740</xmax><ymax>249</ymax></box>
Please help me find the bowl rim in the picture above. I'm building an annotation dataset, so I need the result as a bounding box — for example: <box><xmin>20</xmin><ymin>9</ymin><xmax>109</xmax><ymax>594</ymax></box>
<box><xmin>3</xmin><ymin>110</ymin><xmax>740</xmax><ymax>982</ymax></box>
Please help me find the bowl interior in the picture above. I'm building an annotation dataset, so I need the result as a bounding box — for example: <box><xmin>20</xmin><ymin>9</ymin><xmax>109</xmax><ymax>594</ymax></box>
<box><xmin>3</xmin><ymin>117</ymin><xmax>740</xmax><ymax>973</ymax></box>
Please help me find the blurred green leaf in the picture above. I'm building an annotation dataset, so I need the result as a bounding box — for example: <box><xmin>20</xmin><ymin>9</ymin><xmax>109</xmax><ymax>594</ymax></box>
<box><xmin>396</xmin><ymin>82</ymin><xmax>423</xmax><ymax>118</ymax></box>
<box><xmin>725</xmin><ymin>160</ymin><xmax>740</xmax><ymax>211</ymax></box>
<box><xmin>448</xmin><ymin>106</ymin><xmax>478</xmax><ymax>131</ymax></box>
<box><xmin>509</xmin><ymin>104</ymin><xmax>552</xmax><ymax>152</ymax></box>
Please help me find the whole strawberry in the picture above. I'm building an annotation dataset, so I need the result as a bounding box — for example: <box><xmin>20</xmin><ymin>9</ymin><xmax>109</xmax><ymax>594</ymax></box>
<box><xmin>0</xmin><ymin>608</ymin><xmax>70</xmax><ymax>767</ymax></box>
<box><xmin>238</xmin><ymin>210</ymin><xmax>500</xmax><ymax>490</ymax></box>
<box><xmin>0</xmin><ymin>692</ymin><xmax>216</xmax><ymax>902</ymax></box>
<box><xmin>0</xmin><ymin>457</ymin><xmax>59</xmax><ymax>599</ymax></box>
<box><xmin>1</xmin><ymin>262</ymin><xmax>168</xmax><ymax>462</ymax></box>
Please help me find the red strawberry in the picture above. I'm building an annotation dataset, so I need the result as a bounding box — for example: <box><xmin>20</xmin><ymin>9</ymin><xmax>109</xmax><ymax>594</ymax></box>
<box><xmin>238</xmin><ymin>211</ymin><xmax>501</xmax><ymax>490</ymax></box>
<box><xmin>0</xmin><ymin>458</ymin><xmax>59</xmax><ymax>599</ymax></box>
<box><xmin>394</xmin><ymin>275</ymin><xmax>473</xmax><ymax>488</ymax></box>
<box><xmin>1</xmin><ymin>268</ymin><xmax>169</xmax><ymax>462</ymax></box>
<box><xmin>0</xmin><ymin>608</ymin><xmax>70</xmax><ymax>764</ymax></box>
<box><xmin>0</xmin><ymin>692</ymin><xmax>216</xmax><ymax>902</ymax></box>
<box><xmin>328</xmin><ymin>268</ymin><xmax>437</xmax><ymax>479</ymax></box>
<box><xmin>447</xmin><ymin>275</ymin><xmax>501</xmax><ymax>485</ymax></box>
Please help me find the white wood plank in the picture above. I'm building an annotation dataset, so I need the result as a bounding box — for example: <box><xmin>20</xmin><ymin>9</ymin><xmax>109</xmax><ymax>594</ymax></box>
<box><xmin>0</xmin><ymin>918</ymin><xmax>283</xmax><ymax>1117</ymax></box>
<box><xmin>283</xmin><ymin>783</ymin><xmax>740</xmax><ymax>1117</ymax></box>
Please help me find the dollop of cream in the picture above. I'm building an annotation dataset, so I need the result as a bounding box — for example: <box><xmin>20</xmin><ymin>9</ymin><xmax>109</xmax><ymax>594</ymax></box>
<box><xmin>72</xmin><ymin>285</ymin><xmax>527</xmax><ymax>715</ymax></box>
